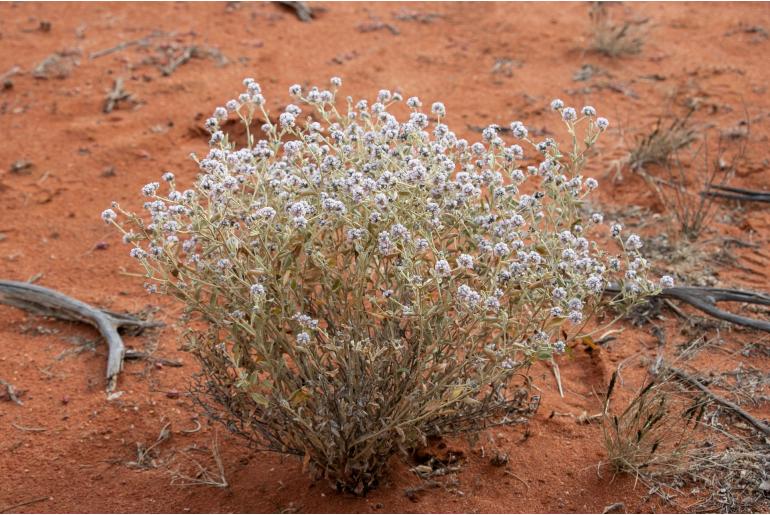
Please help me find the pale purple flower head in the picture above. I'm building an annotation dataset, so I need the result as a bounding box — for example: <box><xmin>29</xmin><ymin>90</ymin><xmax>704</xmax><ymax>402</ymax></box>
<box><xmin>434</xmin><ymin>259</ymin><xmax>451</xmax><ymax>277</ymax></box>
<box><xmin>101</xmin><ymin>209</ymin><xmax>116</xmax><ymax>223</ymax></box>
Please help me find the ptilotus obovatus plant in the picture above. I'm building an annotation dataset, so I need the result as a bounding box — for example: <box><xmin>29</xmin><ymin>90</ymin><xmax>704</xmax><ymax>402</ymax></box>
<box><xmin>103</xmin><ymin>78</ymin><xmax>670</xmax><ymax>493</ymax></box>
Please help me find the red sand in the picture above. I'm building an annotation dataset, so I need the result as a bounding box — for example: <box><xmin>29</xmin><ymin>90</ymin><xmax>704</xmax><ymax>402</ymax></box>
<box><xmin>1</xmin><ymin>2</ymin><xmax>769</xmax><ymax>513</ymax></box>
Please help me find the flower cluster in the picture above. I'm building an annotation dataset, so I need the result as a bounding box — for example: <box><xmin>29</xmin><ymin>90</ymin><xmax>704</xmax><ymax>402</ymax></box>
<box><xmin>105</xmin><ymin>78</ymin><xmax>660</xmax><ymax>491</ymax></box>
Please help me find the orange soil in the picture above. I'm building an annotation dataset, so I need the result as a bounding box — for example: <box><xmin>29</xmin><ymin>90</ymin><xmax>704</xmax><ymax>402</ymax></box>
<box><xmin>1</xmin><ymin>2</ymin><xmax>769</xmax><ymax>513</ymax></box>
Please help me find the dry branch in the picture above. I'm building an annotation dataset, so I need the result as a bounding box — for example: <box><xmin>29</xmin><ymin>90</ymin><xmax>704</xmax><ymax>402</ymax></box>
<box><xmin>668</xmin><ymin>366</ymin><xmax>770</xmax><ymax>437</ymax></box>
<box><xmin>275</xmin><ymin>1</ymin><xmax>314</xmax><ymax>22</ymax></box>
<box><xmin>0</xmin><ymin>496</ymin><xmax>50</xmax><ymax>514</ymax></box>
<box><xmin>89</xmin><ymin>31</ymin><xmax>165</xmax><ymax>59</ymax></box>
<box><xmin>1</xmin><ymin>66</ymin><xmax>21</xmax><ymax>89</ymax></box>
<box><xmin>0</xmin><ymin>378</ymin><xmax>23</xmax><ymax>405</ymax></box>
<box><xmin>702</xmin><ymin>184</ymin><xmax>770</xmax><ymax>203</ymax></box>
<box><xmin>124</xmin><ymin>349</ymin><xmax>182</xmax><ymax>367</ymax></box>
<box><xmin>0</xmin><ymin>280</ymin><xmax>163</xmax><ymax>391</ymax></box>
<box><xmin>605</xmin><ymin>284</ymin><xmax>770</xmax><ymax>332</ymax></box>
<box><xmin>103</xmin><ymin>77</ymin><xmax>132</xmax><ymax>113</ymax></box>
<box><xmin>161</xmin><ymin>46</ymin><xmax>195</xmax><ymax>76</ymax></box>
<box><xmin>159</xmin><ymin>46</ymin><xmax>227</xmax><ymax>76</ymax></box>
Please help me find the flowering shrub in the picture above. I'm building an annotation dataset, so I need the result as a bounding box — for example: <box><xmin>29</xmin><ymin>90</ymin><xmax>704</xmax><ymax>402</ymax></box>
<box><xmin>104</xmin><ymin>78</ymin><xmax>666</xmax><ymax>493</ymax></box>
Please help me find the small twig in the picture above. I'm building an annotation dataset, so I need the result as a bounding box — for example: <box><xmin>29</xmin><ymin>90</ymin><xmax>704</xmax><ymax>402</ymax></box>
<box><xmin>129</xmin><ymin>421</ymin><xmax>172</xmax><ymax>468</ymax></box>
<box><xmin>605</xmin><ymin>284</ymin><xmax>770</xmax><ymax>332</ymax></box>
<box><xmin>662</xmin><ymin>298</ymin><xmax>689</xmax><ymax>320</ymax></box>
<box><xmin>358</xmin><ymin>21</ymin><xmax>400</xmax><ymax>35</ymax></box>
<box><xmin>275</xmin><ymin>1</ymin><xmax>314</xmax><ymax>22</ymax></box>
<box><xmin>668</xmin><ymin>366</ymin><xmax>770</xmax><ymax>437</ymax></box>
<box><xmin>160</xmin><ymin>47</ymin><xmax>195</xmax><ymax>76</ymax></box>
<box><xmin>602</xmin><ymin>502</ymin><xmax>626</xmax><ymax>514</ymax></box>
<box><xmin>503</xmin><ymin>469</ymin><xmax>530</xmax><ymax>491</ymax></box>
<box><xmin>103</xmin><ymin>77</ymin><xmax>132</xmax><ymax>113</ymax></box>
<box><xmin>0</xmin><ymin>280</ymin><xmax>163</xmax><ymax>391</ymax></box>
<box><xmin>0</xmin><ymin>66</ymin><xmax>21</xmax><ymax>88</ymax></box>
<box><xmin>124</xmin><ymin>349</ymin><xmax>183</xmax><ymax>367</ymax></box>
<box><xmin>0</xmin><ymin>379</ymin><xmax>23</xmax><ymax>405</ymax></box>
<box><xmin>180</xmin><ymin>418</ymin><xmax>202</xmax><ymax>434</ymax></box>
<box><xmin>89</xmin><ymin>31</ymin><xmax>165</xmax><ymax>59</ymax></box>
<box><xmin>12</xmin><ymin>422</ymin><xmax>47</xmax><ymax>432</ymax></box>
<box><xmin>0</xmin><ymin>66</ymin><xmax>21</xmax><ymax>80</ymax></box>
<box><xmin>170</xmin><ymin>434</ymin><xmax>228</xmax><ymax>488</ymax></box>
<box><xmin>0</xmin><ymin>496</ymin><xmax>50</xmax><ymax>514</ymax></box>
<box><xmin>702</xmin><ymin>184</ymin><xmax>770</xmax><ymax>203</ymax></box>
<box><xmin>550</xmin><ymin>358</ymin><xmax>564</xmax><ymax>397</ymax></box>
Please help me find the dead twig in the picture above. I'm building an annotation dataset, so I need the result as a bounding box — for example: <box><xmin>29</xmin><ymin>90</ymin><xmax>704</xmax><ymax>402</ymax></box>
<box><xmin>503</xmin><ymin>469</ymin><xmax>530</xmax><ymax>491</ymax></box>
<box><xmin>0</xmin><ymin>66</ymin><xmax>21</xmax><ymax>82</ymax></box>
<box><xmin>0</xmin><ymin>379</ymin><xmax>23</xmax><ymax>405</ymax></box>
<box><xmin>11</xmin><ymin>422</ymin><xmax>47</xmax><ymax>432</ymax></box>
<box><xmin>124</xmin><ymin>349</ymin><xmax>182</xmax><ymax>367</ymax></box>
<box><xmin>667</xmin><ymin>366</ymin><xmax>770</xmax><ymax>437</ymax></box>
<box><xmin>0</xmin><ymin>280</ymin><xmax>163</xmax><ymax>391</ymax></box>
<box><xmin>549</xmin><ymin>358</ymin><xmax>564</xmax><ymax>397</ymax></box>
<box><xmin>159</xmin><ymin>46</ymin><xmax>226</xmax><ymax>76</ymax></box>
<box><xmin>160</xmin><ymin>46</ymin><xmax>195</xmax><ymax>76</ymax></box>
<box><xmin>702</xmin><ymin>184</ymin><xmax>770</xmax><ymax>203</ymax></box>
<box><xmin>0</xmin><ymin>496</ymin><xmax>51</xmax><ymax>514</ymax></box>
<box><xmin>275</xmin><ymin>1</ymin><xmax>314</xmax><ymax>22</ymax></box>
<box><xmin>89</xmin><ymin>30</ymin><xmax>166</xmax><ymax>59</ymax></box>
<box><xmin>358</xmin><ymin>21</ymin><xmax>400</xmax><ymax>35</ymax></box>
<box><xmin>128</xmin><ymin>421</ymin><xmax>172</xmax><ymax>468</ymax></box>
<box><xmin>602</xmin><ymin>502</ymin><xmax>626</xmax><ymax>514</ymax></box>
<box><xmin>103</xmin><ymin>77</ymin><xmax>133</xmax><ymax>113</ymax></box>
<box><xmin>1</xmin><ymin>66</ymin><xmax>21</xmax><ymax>89</ymax></box>
<box><xmin>170</xmin><ymin>434</ymin><xmax>229</xmax><ymax>488</ymax></box>
<box><xmin>32</xmin><ymin>49</ymin><xmax>81</xmax><ymax>79</ymax></box>
<box><xmin>605</xmin><ymin>284</ymin><xmax>770</xmax><ymax>333</ymax></box>
<box><xmin>180</xmin><ymin>418</ymin><xmax>202</xmax><ymax>434</ymax></box>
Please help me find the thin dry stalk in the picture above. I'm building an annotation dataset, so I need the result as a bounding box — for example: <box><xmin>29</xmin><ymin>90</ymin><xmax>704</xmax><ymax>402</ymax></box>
<box><xmin>649</xmin><ymin>128</ymin><xmax>746</xmax><ymax>241</ymax></box>
<box><xmin>128</xmin><ymin>422</ymin><xmax>171</xmax><ymax>469</ymax></box>
<box><xmin>602</xmin><ymin>361</ymin><xmax>770</xmax><ymax>512</ymax></box>
<box><xmin>169</xmin><ymin>434</ymin><xmax>229</xmax><ymax>488</ymax></box>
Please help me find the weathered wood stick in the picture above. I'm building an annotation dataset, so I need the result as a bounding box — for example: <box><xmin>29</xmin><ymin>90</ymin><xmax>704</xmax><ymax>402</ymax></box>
<box><xmin>605</xmin><ymin>284</ymin><xmax>770</xmax><ymax>332</ymax></box>
<box><xmin>668</xmin><ymin>366</ymin><xmax>770</xmax><ymax>437</ymax></box>
<box><xmin>276</xmin><ymin>1</ymin><xmax>314</xmax><ymax>22</ymax></box>
<box><xmin>702</xmin><ymin>184</ymin><xmax>770</xmax><ymax>203</ymax></box>
<box><xmin>0</xmin><ymin>280</ymin><xmax>163</xmax><ymax>391</ymax></box>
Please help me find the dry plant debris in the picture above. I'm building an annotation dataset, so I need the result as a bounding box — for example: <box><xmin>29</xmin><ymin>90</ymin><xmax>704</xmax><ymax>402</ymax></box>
<box><xmin>0</xmin><ymin>280</ymin><xmax>163</xmax><ymax>391</ymax></box>
<box><xmin>32</xmin><ymin>49</ymin><xmax>81</xmax><ymax>79</ymax></box>
<box><xmin>588</xmin><ymin>3</ymin><xmax>647</xmax><ymax>58</ymax></box>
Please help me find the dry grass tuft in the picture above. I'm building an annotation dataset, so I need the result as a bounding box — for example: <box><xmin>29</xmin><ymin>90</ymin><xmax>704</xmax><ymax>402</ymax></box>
<box><xmin>627</xmin><ymin>113</ymin><xmax>698</xmax><ymax>173</ymax></box>
<box><xmin>645</xmin><ymin>124</ymin><xmax>746</xmax><ymax>241</ymax></box>
<box><xmin>602</xmin><ymin>371</ymin><xmax>704</xmax><ymax>480</ymax></box>
<box><xmin>588</xmin><ymin>3</ymin><xmax>647</xmax><ymax>58</ymax></box>
<box><xmin>169</xmin><ymin>433</ymin><xmax>229</xmax><ymax>489</ymax></box>
<box><xmin>601</xmin><ymin>364</ymin><xmax>770</xmax><ymax>512</ymax></box>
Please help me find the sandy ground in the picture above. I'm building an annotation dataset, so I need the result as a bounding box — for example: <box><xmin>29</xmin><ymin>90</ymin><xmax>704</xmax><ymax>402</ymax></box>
<box><xmin>0</xmin><ymin>2</ymin><xmax>769</xmax><ymax>513</ymax></box>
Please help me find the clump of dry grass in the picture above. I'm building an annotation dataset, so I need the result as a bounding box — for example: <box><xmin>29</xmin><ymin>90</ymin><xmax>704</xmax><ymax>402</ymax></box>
<box><xmin>588</xmin><ymin>3</ymin><xmax>647</xmax><ymax>58</ymax></box>
<box><xmin>602</xmin><ymin>371</ymin><xmax>704</xmax><ymax>480</ymax></box>
<box><xmin>169</xmin><ymin>434</ymin><xmax>229</xmax><ymax>489</ymax></box>
<box><xmin>642</xmin><ymin>123</ymin><xmax>746</xmax><ymax>242</ymax></box>
<box><xmin>627</xmin><ymin>113</ymin><xmax>698</xmax><ymax>173</ymax></box>
<box><xmin>619</xmin><ymin>105</ymin><xmax>748</xmax><ymax>242</ymax></box>
<box><xmin>660</xmin><ymin>134</ymin><xmax>743</xmax><ymax>241</ymax></box>
<box><xmin>602</xmin><ymin>364</ymin><xmax>770</xmax><ymax>512</ymax></box>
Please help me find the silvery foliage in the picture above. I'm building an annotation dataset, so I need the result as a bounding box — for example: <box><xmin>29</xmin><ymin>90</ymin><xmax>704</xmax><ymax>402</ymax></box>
<box><xmin>105</xmin><ymin>78</ymin><xmax>663</xmax><ymax>492</ymax></box>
